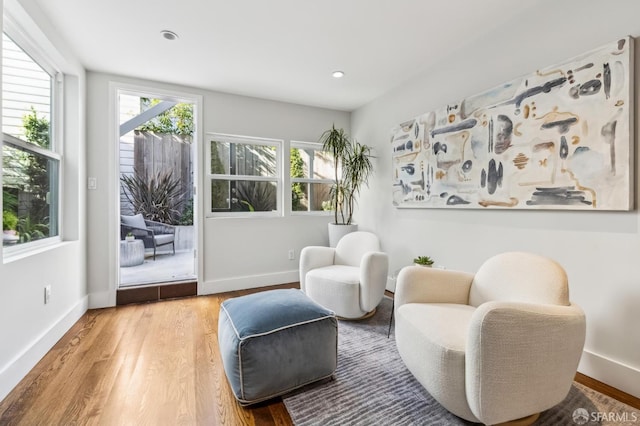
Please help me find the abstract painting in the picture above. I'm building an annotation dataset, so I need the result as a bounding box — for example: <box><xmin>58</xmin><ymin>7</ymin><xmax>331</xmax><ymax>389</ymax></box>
<box><xmin>391</xmin><ymin>37</ymin><xmax>634</xmax><ymax>210</ymax></box>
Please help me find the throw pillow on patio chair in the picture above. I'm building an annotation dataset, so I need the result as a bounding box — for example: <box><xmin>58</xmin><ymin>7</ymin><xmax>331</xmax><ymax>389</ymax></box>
<box><xmin>120</xmin><ymin>214</ymin><xmax>176</xmax><ymax>260</ymax></box>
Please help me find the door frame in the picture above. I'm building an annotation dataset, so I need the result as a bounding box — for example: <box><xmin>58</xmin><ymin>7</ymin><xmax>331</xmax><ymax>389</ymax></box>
<box><xmin>108</xmin><ymin>81</ymin><xmax>203</xmax><ymax>302</ymax></box>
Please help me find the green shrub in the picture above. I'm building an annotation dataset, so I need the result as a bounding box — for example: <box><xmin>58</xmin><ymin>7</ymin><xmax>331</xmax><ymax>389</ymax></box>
<box><xmin>121</xmin><ymin>170</ymin><xmax>185</xmax><ymax>224</ymax></box>
<box><xmin>3</xmin><ymin>210</ymin><xmax>18</xmax><ymax>230</ymax></box>
<box><xmin>233</xmin><ymin>181</ymin><xmax>276</xmax><ymax>212</ymax></box>
<box><xmin>18</xmin><ymin>216</ymin><xmax>48</xmax><ymax>242</ymax></box>
<box><xmin>290</xmin><ymin>148</ymin><xmax>305</xmax><ymax>210</ymax></box>
<box><xmin>178</xmin><ymin>198</ymin><xmax>194</xmax><ymax>225</ymax></box>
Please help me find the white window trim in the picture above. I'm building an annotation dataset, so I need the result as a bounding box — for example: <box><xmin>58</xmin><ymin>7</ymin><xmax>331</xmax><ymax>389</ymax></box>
<box><xmin>3</xmin><ymin>16</ymin><xmax>58</xmax><ymax>77</ymax></box>
<box><xmin>3</xmin><ymin>234</ymin><xmax>63</xmax><ymax>259</ymax></box>
<box><xmin>3</xmin><ymin>133</ymin><xmax>61</xmax><ymax>162</ymax></box>
<box><xmin>206</xmin><ymin>133</ymin><xmax>283</xmax><ymax>218</ymax></box>
<box><xmin>290</xmin><ymin>140</ymin><xmax>333</xmax><ymax>216</ymax></box>
<box><xmin>2</xmin><ymin>24</ymin><xmax>64</xmax><ymax>260</ymax></box>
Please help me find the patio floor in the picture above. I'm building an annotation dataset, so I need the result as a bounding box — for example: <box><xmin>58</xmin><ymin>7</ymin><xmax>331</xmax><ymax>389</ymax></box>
<box><xmin>119</xmin><ymin>249</ymin><xmax>196</xmax><ymax>287</ymax></box>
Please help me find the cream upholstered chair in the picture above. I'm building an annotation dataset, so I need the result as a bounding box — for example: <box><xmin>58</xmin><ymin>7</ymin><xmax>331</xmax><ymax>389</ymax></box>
<box><xmin>395</xmin><ymin>252</ymin><xmax>586</xmax><ymax>425</ymax></box>
<box><xmin>300</xmin><ymin>231</ymin><xmax>389</xmax><ymax>319</ymax></box>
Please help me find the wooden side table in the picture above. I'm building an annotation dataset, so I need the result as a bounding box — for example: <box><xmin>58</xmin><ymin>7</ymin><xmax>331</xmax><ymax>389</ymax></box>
<box><xmin>120</xmin><ymin>240</ymin><xmax>145</xmax><ymax>267</ymax></box>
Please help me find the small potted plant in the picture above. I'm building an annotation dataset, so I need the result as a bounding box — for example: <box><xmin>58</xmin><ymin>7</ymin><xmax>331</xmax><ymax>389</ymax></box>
<box><xmin>3</xmin><ymin>211</ymin><xmax>19</xmax><ymax>244</ymax></box>
<box><xmin>125</xmin><ymin>232</ymin><xmax>135</xmax><ymax>242</ymax></box>
<box><xmin>413</xmin><ymin>255</ymin><xmax>434</xmax><ymax>267</ymax></box>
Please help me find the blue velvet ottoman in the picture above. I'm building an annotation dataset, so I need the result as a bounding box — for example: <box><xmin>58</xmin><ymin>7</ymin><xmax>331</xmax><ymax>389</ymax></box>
<box><xmin>218</xmin><ymin>288</ymin><xmax>338</xmax><ymax>405</ymax></box>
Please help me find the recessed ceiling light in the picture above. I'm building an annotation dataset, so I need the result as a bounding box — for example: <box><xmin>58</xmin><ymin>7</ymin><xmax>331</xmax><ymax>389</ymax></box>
<box><xmin>332</xmin><ymin>70</ymin><xmax>345</xmax><ymax>78</ymax></box>
<box><xmin>160</xmin><ymin>30</ymin><xmax>179</xmax><ymax>41</ymax></box>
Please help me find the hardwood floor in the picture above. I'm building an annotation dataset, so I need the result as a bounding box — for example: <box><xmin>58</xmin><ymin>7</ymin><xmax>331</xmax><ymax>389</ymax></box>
<box><xmin>575</xmin><ymin>372</ymin><xmax>640</xmax><ymax>410</ymax></box>
<box><xmin>0</xmin><ymin>284</ymin><xmax>296</xmax><ymax>426</ymax></box>
<box><xmin>1</xmin><ymin>284</ymin><xmax>638</xmax><ymax>425</ymax></box>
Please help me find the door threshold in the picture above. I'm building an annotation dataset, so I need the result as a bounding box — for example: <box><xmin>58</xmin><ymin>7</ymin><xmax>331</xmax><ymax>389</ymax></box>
<box><xmin>116</xmin><ymin>281</ymin><xmax>197</xmax><ymax>305</ymax></box>
<box><xmin>118</xmin><ymin>277</ymin><xmax>197</xmax><ymax>289</ymax></box>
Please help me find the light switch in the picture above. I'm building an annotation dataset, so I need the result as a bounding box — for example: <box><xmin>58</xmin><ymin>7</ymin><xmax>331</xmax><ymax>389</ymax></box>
<box><xmin>88</xmin><ymin>177</ymin><xmax>97</xmax><ymax>190</ymax></box>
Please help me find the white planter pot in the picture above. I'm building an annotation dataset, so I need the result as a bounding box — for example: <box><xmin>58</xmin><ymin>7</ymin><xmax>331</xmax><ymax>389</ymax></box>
<box><xmin>328</xmin><ymin>223</ymin><xmax>358</xmax><ymax>247</ymax></box>
<box><xmin>3</xmin><ymin>230</ymin><xmax>19</xmax><ymax>245</ymax></box>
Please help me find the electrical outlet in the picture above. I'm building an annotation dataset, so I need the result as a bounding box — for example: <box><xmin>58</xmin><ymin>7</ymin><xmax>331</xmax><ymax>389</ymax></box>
<box><xmin>288</xmin><ymin>249</ymin><xmax>295</xmax><ymax>260</ymax></box>
<box><xmin>87</xmin><ymin>177</ymin><xmax>98</xmax><ymax>189</ymax></box>
<box><xmin>88</xmin><ymin>177</ymin><xmax>97</xmax><ymax>190</ymax></box>
<box><xmin>44</xmin><ymin>285</ymin><xmax>51</xmax><ymax>304</ymax></box>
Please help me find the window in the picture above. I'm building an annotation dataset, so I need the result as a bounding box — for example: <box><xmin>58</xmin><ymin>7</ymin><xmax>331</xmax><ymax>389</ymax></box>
<box><xmin>2</xmin><ymin>32</ymin><xmax>61</xmax><ymax>249</ymax></box>
<box><xmin>207</xmin><ymin>134</ymin><xmax>281</xmax><ymax>216</ymax></box>
<box><xmin>290</xmin><ymin>141</ymin><xmax>334</xmax><ymax>213</ymax></box>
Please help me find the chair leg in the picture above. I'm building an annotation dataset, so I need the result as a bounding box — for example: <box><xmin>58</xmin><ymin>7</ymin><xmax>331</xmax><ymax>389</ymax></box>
<box><xmin>153</xmin><ymin>246</ymin><xmax>156</xmax><ymax>260</ymax></box>
<box><xmin>172</xmin><ymin>242</ymin><xmax>175</xmax><ymax>256</ymax></box>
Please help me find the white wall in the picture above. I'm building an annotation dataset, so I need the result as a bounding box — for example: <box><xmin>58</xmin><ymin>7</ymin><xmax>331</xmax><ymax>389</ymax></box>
<box><xmin>351</xmin><ymin>0</ymin><xmax>640</xmax><ymax>397</ymax></box>
<box><xmin>0</xmin><ymin>0</ymin><xmax>87</xmax><ymax>401</ymax></box>
<box><xmin>86</xmin><ymin>72</ymin><xmax>349</xmax><ymax>305</ymax></box>
<box><xmin>201</xmin><ymin>90</ymin><xmax>350</xmax><ymax>292</ymax></box>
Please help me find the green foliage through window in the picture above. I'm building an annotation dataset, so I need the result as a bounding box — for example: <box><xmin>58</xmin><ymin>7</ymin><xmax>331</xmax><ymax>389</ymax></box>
<box><xmin>290</xmin><ymin>148</ymin><xmax>305</xmax><ymax>210</ymax></box>
<box><xmin>136</xmin><ymin>98</ymin><xmax>194</xmax><ymax>136</ymax></box>
<box><xmin>23</xmin><ymin>107</ymin><xmax>50</xmax><ymax>148</ymax></box>
<box><xmin>2</xmin><ymin>109</ymin><xmax>55</xmax><ymax>243</ymax></box>
<box><xmin>3</xmin><ymin>210</ymin><xmax>17</xmax><ymax>230</ymax></box>
<box><xmin>209</xmin><ymin>138</ymin><xmax>280</xmax><ymax>213</ymax></box>
<box><xmin>178</xmin><ymin>198</ymin><xmax>194</xmax><ymax>225</ymax></box>
<box><xmin>210</xmin><ymin>142</ymin><xmax>229</xmax><ymax>210</ymax></box>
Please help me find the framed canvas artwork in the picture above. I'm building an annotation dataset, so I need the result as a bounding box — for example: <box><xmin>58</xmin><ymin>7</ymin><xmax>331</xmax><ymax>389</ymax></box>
<box><xmin>391</xmin><ymin>37</ymin><xmax>634</xmax><ymax>210</ymax></box>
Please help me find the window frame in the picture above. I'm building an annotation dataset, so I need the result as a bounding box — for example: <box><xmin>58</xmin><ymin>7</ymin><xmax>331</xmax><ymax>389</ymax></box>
<box><xmin>2</xmin><ymin>27</ymin><xmax>64</xmax><ymax>258</ymax></box>
<box><xmin>205</xmin><ymin>133</ymin><xmax>282</xmax><ymax>218</ymax></box>
<box><xmin>289</xmin><ymin>140</ymin><xmax>334</xmax><ymax>215</ymax></box>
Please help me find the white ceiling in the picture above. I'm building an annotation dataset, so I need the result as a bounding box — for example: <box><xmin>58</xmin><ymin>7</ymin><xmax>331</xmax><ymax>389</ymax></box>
<box><xmin>33</xmin><ymin>0</ymin><xmax>548</xmax><ymax>111</ymax></box>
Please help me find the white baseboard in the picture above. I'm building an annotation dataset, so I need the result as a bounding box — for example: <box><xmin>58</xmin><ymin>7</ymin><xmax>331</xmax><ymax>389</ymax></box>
<box><xmin>200</xmin><ymin>270</ymin><xmax>299</xmax><ymax>295</ymax></box>
<box><xmin>88</xmin><ymin>290</ymin><xmax>115</xmax><ymax>309</ymax></box>
<box><xmin>386</xmin><ymin>279</ymin><xmax>395</xmax><ymax>292</ymax></box>
<box><xmin>579</xmin><ymin>349</ymin><xmax>640</xmax><ymax>398</ymax></box>
<box><xmin>0</xmin><ymin>296</ymin><xmax>88</xmax><ymax>402</ymax></box>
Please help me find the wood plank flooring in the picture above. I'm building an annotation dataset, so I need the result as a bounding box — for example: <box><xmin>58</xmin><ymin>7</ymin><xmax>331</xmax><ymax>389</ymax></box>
<box><xmin>1</xmin><ymin>284</ymin><xmax>638</xmax><ymax>425</ymax></box>
<box><xmin>0</xmin><ymin>284</ymin><xmax>296</xmax><ymax>426</ymax></box>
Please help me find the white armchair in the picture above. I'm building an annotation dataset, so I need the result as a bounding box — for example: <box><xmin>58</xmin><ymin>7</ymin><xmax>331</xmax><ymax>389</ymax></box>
<box><xmin>395</xmin><ymin>252</ymin><xmax>586</xmax><ymax>425</ymax></box>
<box><xmin>300</xmin><ymin>231</ymin><xmax>389</xmax><ymax>319</ymax></box>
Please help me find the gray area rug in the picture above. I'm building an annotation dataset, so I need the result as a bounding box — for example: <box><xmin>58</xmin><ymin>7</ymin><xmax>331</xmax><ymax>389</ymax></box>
<box><xmin>283</xmin><ymin>297</ymin><xmax>639</xmax><ymax>425</ymax></box>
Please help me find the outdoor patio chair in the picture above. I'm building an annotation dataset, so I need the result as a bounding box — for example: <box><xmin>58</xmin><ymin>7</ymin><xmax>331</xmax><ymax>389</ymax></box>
<box><xmin>120</xmin><ymin>214</ymin><xmax>175</xmax><ymax>260</ymax></box>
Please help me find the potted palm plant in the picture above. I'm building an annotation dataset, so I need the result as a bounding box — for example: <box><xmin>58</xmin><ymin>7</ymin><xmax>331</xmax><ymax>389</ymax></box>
<box><xmin>320</xmin><ymin>125</ymin><xmax>374</xmax><ymax>247</ymax></box>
